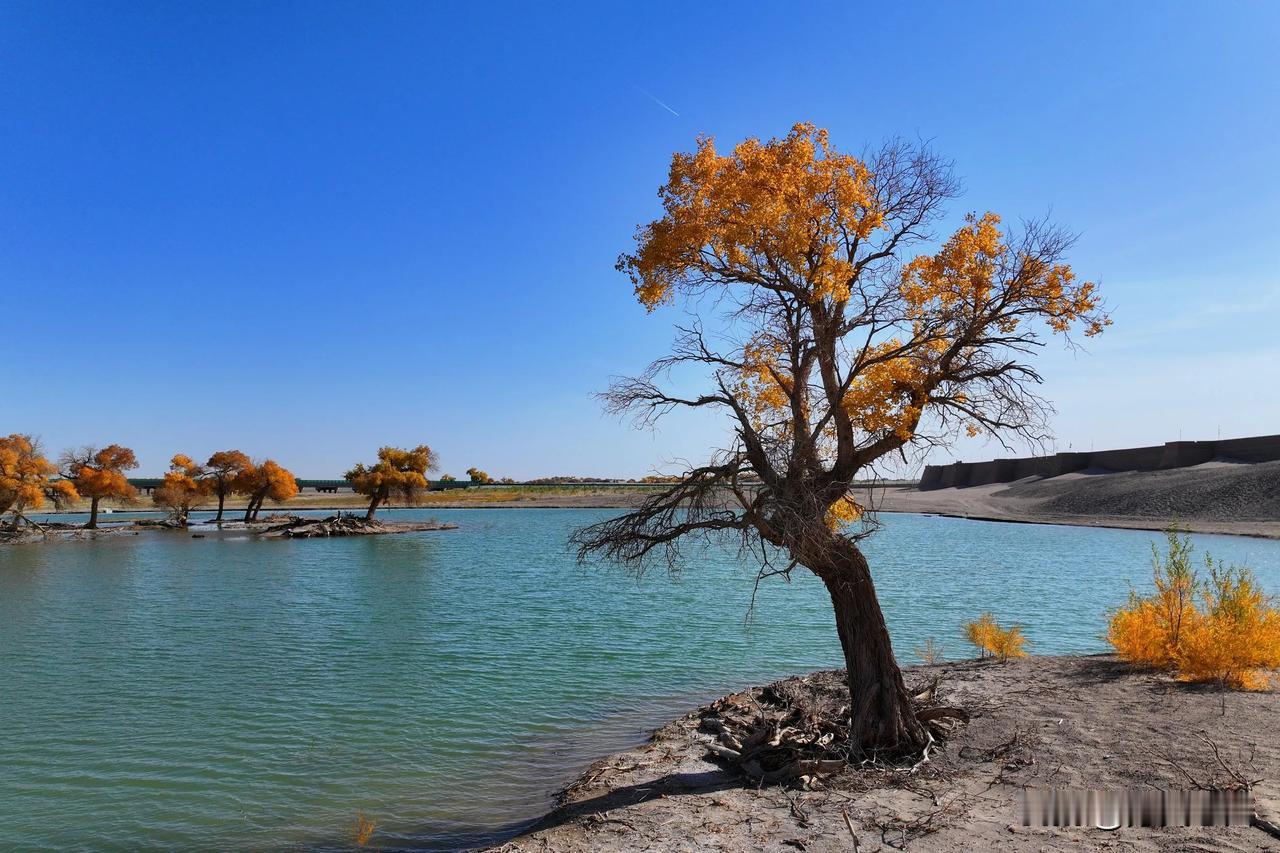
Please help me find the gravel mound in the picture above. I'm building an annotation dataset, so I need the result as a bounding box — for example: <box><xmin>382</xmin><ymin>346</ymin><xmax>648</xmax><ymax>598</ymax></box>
<box><xmin>1000</xmin><ymin>460</ymin><xmax>1280</xmax><ymax>521</ymax></box>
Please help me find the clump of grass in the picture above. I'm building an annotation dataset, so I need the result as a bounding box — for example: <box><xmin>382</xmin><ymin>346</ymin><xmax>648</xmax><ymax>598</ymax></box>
<box><xmin>915</xmin><ymin>637</ymin><xmax>945</xmax><ymax>664</ymax></box>
<box><xmin>964</xmin><ymin>612</ymin><xmax>1028</xmax><ymax>662</ymax></box>
<box><xmin>1109</xmin><ymin>527</ymin><xmax>1280</xmax><ymax>690</ymax></box>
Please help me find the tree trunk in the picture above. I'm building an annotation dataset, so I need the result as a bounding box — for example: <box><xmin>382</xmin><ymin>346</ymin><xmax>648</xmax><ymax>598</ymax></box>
<box><xmin>365</xmin><ymin>492</ymin><xmax>382</xmax><ymax>520</ymax></box>
<box><xmin>243</xmin><ymin>499</ymin><xmax>255</xmax><ymax>523</ymax></box>
<box><xmin>804</xmin><ymin>534</ymin><xmax>928</xmax><ymax>757</ymax></box>
<box><xmin>87</xmin><ymin>497</ymin><xmax>100</xmax><ymax>530</ymax></box>
<box><xmin>215</xmin><ymin>489</ymin><xmax>225</xmax><ymax>524</ymax></box>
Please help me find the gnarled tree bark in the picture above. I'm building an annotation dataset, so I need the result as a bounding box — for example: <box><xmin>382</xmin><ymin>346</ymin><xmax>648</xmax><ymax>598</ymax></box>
<box><xmin>801</xmin><ymin>533</ymin><xmax>927</xmax><ymax>754</ymax></box>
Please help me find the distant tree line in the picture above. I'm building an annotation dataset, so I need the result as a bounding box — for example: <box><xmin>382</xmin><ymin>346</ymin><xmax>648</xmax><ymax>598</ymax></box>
<box><xmin>0</xmin><ymin>435</ymin><xmax>303</xmax><ymax>529</ymax></box>
<box><xmin>0</xmin><ymin>435</ymin><xmax>502</xmax><ymax>529</ymax></box>
<box><xmin>1</xmin><ymin>431</ymin><xmax>625</xmax><ymax>531</ymax></box>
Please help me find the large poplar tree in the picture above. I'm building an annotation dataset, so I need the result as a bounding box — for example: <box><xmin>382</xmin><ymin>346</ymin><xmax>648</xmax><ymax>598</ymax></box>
<box><xmin>205</xmin><ymin>449</ymin><xmax>252</xmax><ymax>523</ymax></box>
<box><xmin>61</xmin><ymin>444</ymin><xmax>139</xmax><ymax>529</ymax></box>
<box><xmin>575</xmin><ymin>124</ymin><xmax>1108</xmax><ymax>756</ymax></box>
<box><xmin>345</xmin><ymin>446</ymin><xmax>436</xmax><ymax>520</ymax></box>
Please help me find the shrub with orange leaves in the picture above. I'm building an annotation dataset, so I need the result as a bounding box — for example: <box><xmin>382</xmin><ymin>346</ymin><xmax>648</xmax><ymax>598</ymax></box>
<box><xmin>964</xmin><ymin>612</ymin><xmax>1028</xmax><ymax>662</ymax></box>
<box><xmin>1108</xmin><ymin>528</ymin><xmax>1280</xmax><ymax>690</ymax></box>
<box><xmin>0</xmin><ymin>434</ymin><xmax>79</xmax><ymax>527</ymax></box>
<box><xmin>1177</xmin><ymin>564</ymin><xmax>1280</xmax><ymax>690</ymax></box>
<box><xmin>1107</xmin><ymin>529</ymin><xmax>1198</xmax><ymax>668</ymax></box>
<box><xmin>990</xmin><ymin>624</ymin><xmax>1029</xmax><ymax>661</ymax></box>
<box><xmin>61</xmin><ymin>444</ymin><xmax>139</xmax><ymax>529</ymax></box>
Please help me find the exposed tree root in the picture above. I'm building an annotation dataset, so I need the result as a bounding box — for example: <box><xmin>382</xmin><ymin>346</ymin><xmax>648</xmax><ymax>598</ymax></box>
<box><xmin>258</xmin><ymin>514</ymin><xmax>456</xmax><ymax>537</ymax></box>
<box><xmin>262</xmin><ymin>514</ymin><xmax>391</xmax><ymax>538</ymax></box>
<box><xmin>698</xmin><ymin>671</ymin><xmax>970</xmax><ymax>787</ymax></box>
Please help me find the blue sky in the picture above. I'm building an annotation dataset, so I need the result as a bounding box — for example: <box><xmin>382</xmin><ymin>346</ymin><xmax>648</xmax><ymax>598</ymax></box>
<box><xmin>2</xmin><ymin>1</ymin><xmax>1277</xmax><ymax>478</ymax></box>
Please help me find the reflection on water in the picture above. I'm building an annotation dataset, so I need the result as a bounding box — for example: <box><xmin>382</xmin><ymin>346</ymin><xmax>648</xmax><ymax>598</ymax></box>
<box><xmin>2</xmin><ymin>509</ymin><xmax>1278</xmax><ymax>849</ymax></box>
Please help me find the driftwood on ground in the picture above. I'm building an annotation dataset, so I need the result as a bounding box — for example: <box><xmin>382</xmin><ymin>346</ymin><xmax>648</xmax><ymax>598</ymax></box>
<box><xmin>258</xmin><ymin>514</ymin><xmax>457</xmax><ymax>538</ymax></box>
<box><xmin>697</xmin><ymin>670</ymin><xmax>969</xmax><ymax>787</ymax></box>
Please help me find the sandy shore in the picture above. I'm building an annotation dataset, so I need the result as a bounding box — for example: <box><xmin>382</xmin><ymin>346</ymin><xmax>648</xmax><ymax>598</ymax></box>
<box><xmin>492</xmin><ymin>656</ymin><xmax>1280</xmax><ymax>852</ymax></box>
<box><xmin>867</xmin><ymin>459</ymin><xmax>1280</xmax><ymax>539</ymax></box>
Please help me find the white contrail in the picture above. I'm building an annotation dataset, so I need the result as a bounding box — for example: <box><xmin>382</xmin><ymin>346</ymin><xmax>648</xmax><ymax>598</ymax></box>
<box><xmin>634</xmin><ymin>86</ymin><xmax>679</xmax><ymax>117</ymax></box>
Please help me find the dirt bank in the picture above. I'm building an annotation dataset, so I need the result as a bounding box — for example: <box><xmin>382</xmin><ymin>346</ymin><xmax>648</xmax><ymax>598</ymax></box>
<box><xmin>492</xmin><ymin>656</ymin><xmax>1280</xmax><ymax>852</ymax></box>
<box><xmin>0</xmin><ymin>514</ymin><xmax>457</xmax><ymax>544</ymax></box>
<box><xmin>868</xmin><ymin>460</ymin><xmax>1280</xmax><ymax>539</ymax></box>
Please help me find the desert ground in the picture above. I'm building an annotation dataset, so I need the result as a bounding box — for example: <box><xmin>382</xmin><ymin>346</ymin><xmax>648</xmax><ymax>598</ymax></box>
<box><xmin>492</xmin><ymin>656</ymin><xmax>1280</xmax><ymax>852</ymax></box>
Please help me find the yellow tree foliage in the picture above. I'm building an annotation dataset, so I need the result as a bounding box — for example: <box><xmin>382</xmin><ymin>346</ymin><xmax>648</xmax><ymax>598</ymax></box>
<box><xmin>824</xmin><ymin>494</ymin><xmax>863</xmax><ymax>529</ymax></box>
<box><xmin>61</xmin><ymin>444</ymin><xmax>139</xmax><ymax>529</ymax></box>
<box><xmin>626</xmin><ymin>124</ymin><xmax>881</xmax><ymax>309</ymax></box>
<box><xmin>618</xmin><ymin>123</ymin><xmax>1109</xmax><ymax>449</ymax></box>
<box><xmin>466</xmin><ymin>467</ymin><xmax>492</xmax><ymax>484</ymax></box>
<box><xmin>964</xmin><ymin>613</ymin><xmax>1028</xmax><ymax>662</ymax></box>
<box><xmin>232</xmin><ymin>459</ymin><xmax>298</xmax><ymax>522</ymax></box>
<box><xmin>0</xmin><ymin>434</ymin><xmax>79</xmax><ymax>526</ymax></box>
<box><xmin>205</xmin><ymin>449</ymin><xmax>253</xmax><ymax>523</ymax></box>
<box><xmin>1109</xmin><ymin>529</ymin><xmax>1280</xmax><ymax>690</ymax></box>
<box><xmin>153</xmin><ymin>454</ymin><xmax>208</xmax><ymax>524</ymax></box>
<box><xmin>346</xmin><ymin>446</ymin><xmax>437</xmax><ymax>519</ymax></box>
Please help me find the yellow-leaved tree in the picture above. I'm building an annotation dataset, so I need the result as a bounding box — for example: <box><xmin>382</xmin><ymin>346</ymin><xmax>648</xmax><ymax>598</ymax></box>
<box><xmin>232</xmin><ymin>460</ymin><xmax>299</xmax><ymax>522</ymax></box>
<box><xmin>205</xmin><ymin>450</ymin><xmax>253</xmax><ymax>523</ymax></box>
<box><xmin>153</xmin><ymin>454</ymin><xmax>208</xmax><ymax>524</ymax></box>
<box><xmin>61</xmin><ymin>444</ymin><xmax>139</xmax><ymax>529</ymax></box>
<box><xmin>466</xmin><ymin>467</ymin><xmax>492</xmax><ymax>484</ymax></box>
<box><xmin>346</xmin><ymin>446</ymin><xmax>437</xmax><ymax>519</ymax></box>
<box><xmin>574</xmin><ymin>123</ymin><xmax>1108</xmax><ymax>757</ymax></box>
<box><xmin>1</xmin><ymin>434</ymin><xmax>79</xmax><ymax>530</ymax></box>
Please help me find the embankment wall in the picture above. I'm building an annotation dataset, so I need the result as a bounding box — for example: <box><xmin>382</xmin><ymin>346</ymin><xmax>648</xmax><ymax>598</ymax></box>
<box><xmin>918</xmin><ymin>434</ymin><xmax>1280</xmax><ymax>490</ymax></box>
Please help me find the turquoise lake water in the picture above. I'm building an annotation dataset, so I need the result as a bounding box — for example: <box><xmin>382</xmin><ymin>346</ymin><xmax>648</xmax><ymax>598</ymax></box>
<box><xmin>2</xmin><ymin>509</ymin><xmax>1279</xmax><ymax>850</ymax></box>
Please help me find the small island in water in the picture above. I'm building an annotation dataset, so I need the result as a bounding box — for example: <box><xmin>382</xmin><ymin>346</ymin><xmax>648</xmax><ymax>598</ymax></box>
<box><xmin>3</xmin><ymin>512</ymin><xmax>457</xmax><ymax>543</ymax></box>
